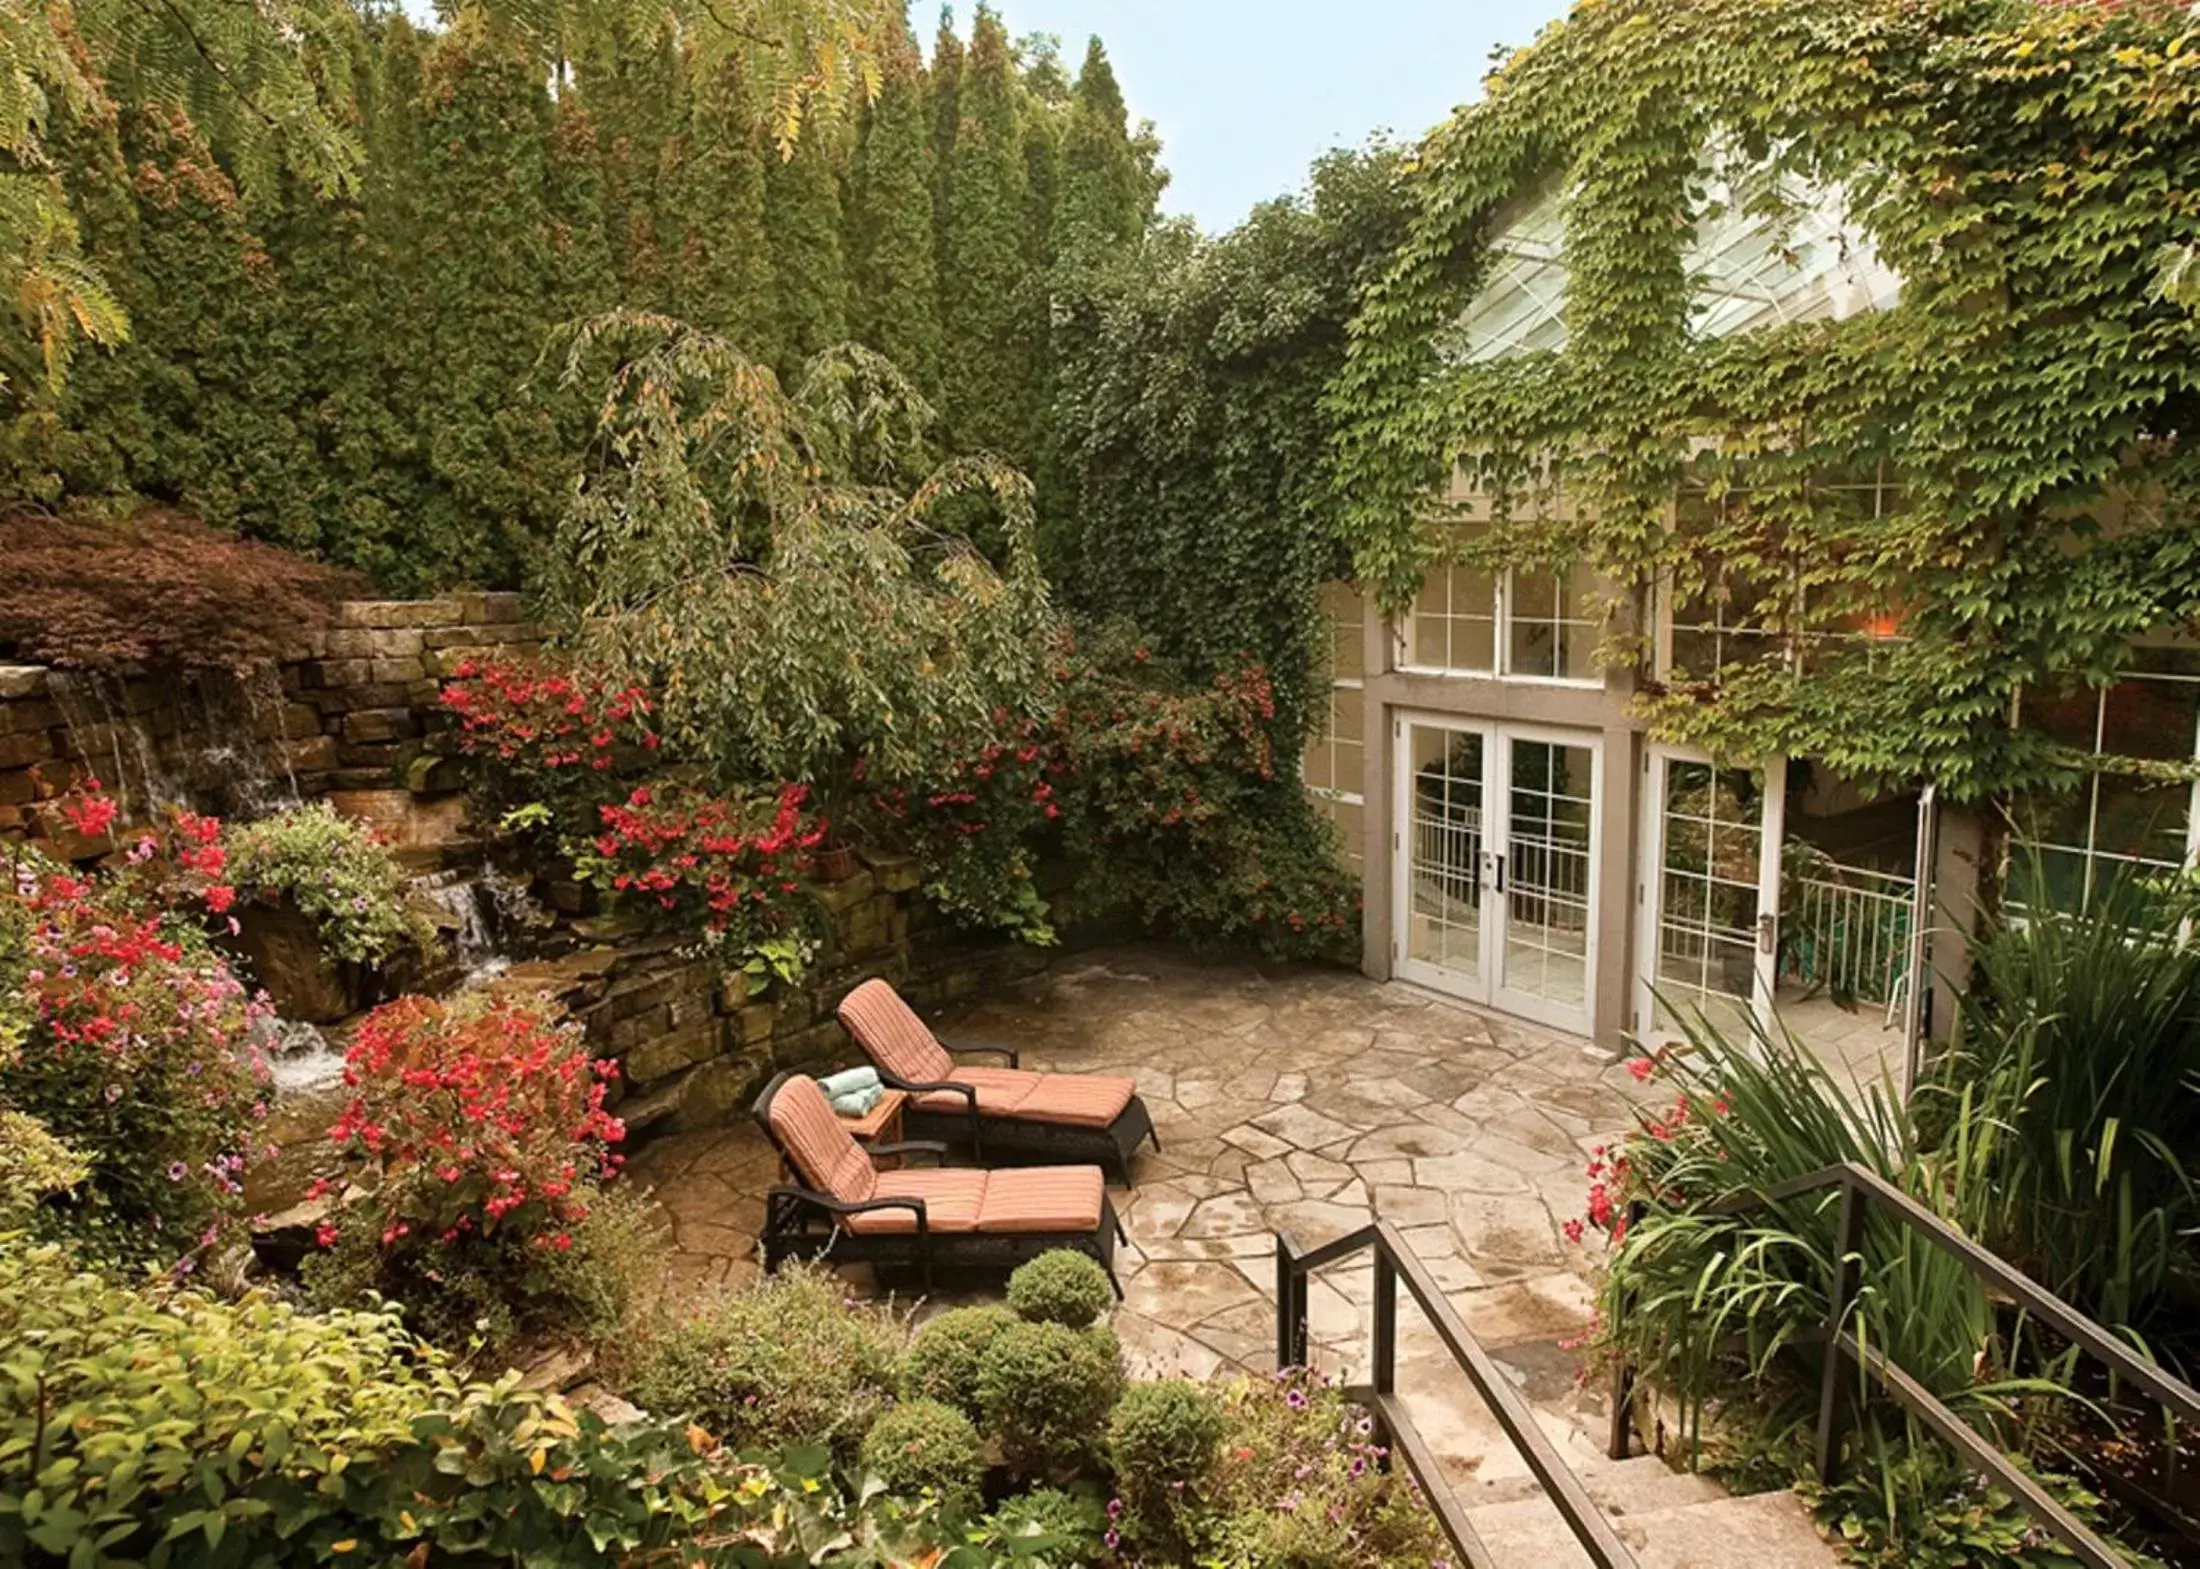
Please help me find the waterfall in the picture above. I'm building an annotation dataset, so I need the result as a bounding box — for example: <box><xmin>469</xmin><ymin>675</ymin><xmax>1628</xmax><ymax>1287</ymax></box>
<box><xmin>410</xmin><ymin>863</ymin><xmax>552</xmax><ymax>987</ymax></box>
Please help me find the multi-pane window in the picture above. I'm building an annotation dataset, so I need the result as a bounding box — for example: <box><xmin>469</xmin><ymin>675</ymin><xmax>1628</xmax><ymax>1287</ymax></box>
<box><xmin>1662</xmin><ymin>466</ymin><xmax>1908</xmax><ymax>678</ymax></box>
<box><xmin>1404</xmin><ymin>526</ymin><xmax>1597</xmax><ymax>684</ymax></box>
<box><xmin>2008</xmin><ymin>640</ymin><xmax>2200</xmax><ymax>912</ymax></box>
<box><xmin>1303</xmin><ymin>581</ymin><xmax>1367</xmax><ymax>875</ymax></box>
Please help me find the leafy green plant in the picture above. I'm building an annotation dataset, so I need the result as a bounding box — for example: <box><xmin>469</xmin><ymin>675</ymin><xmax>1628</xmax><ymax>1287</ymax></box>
<box><xmin>858</xmin><ymin>1399</ymin><xmax>985</xmax><ymax>1512</ymax></box>
<box><xmin>1007</xmin><ymin>1248</ymin><xmax>1116</xmax><ymax>1329</ymax></box>
<box><xmin>0</xmin><ymin>1240</ymin><xmax>969</xmax><ymax>1567</ymax></box>
<box><xmin>975</xmin><ymin>1321</ymin><xmax>1124</xmax><ymax>1480</ymax></box>
<box><xmin>1939</xmin><ymin>867</ymin><xmax>2200</xmax><ymax>1331</ymax></box>
<box><xmin>974</xmin><ymin>1485</ymin><xmax>1113</xmax><ymax>1566</ymax></box>
<box><xmin>624</xmin><ymin>1263</ymin><xmax>905</xmax><ymax>1458</ymax></box>
<box><xmin>223</xmin><ymin>801</ymin><xmax>436</xmax><ymax>967</ymax></box>
<box><xmin>901</xmin><ymin>1304</ymin><xmax>1019</xmax><ymax>1418</ymax></box>
<box><xmin>1107</xmin><ymin>1380</ymin><xmax>1225</xmax><ymax>1554</ymax></box>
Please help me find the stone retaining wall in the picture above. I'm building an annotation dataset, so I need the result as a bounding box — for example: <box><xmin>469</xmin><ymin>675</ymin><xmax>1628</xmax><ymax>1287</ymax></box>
<box><xmin>0</xmin><ymin>594</ymin><xmax>542</xmax><ymax>846</ymax></box>
<box><xmin>3</xmin><ymin>594</ymin><xmax>1047</xmax><ymax>1132</ymax></box>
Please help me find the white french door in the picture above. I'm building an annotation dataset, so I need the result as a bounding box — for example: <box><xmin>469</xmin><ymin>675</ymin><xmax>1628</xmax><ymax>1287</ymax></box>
<box><xmin>1393</xmin><ymin>715</ymin><xmax>1601</xmax><ymax>1035</ymax></box>
<box><xmin>1635</xmin><ymin>746</ymin><xmax>1785</xmax><ymax>1046</ymax></box>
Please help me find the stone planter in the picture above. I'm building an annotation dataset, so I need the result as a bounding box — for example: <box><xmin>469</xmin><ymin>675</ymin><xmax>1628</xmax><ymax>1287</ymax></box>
<box><xmin>815</xmin><ymin>845</ymin><xmax>860</xmax><ymax>883</ymax></box>
<box><xmin>223</xmin><ymin>899</ymin><xmax>368</xmax><ymax>1024</ymax></box>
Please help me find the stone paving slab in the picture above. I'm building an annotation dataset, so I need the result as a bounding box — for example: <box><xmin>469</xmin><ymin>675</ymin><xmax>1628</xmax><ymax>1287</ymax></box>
<box><xmin>624</xmin><ymin>945</ymin><xmax>1664</xmax><ymax>1426</ymax></box>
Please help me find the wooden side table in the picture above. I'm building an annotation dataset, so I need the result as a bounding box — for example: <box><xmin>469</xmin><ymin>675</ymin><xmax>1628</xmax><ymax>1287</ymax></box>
<box><xmin>837</xmin><ymin>1087</ymin><xmax>908</xmax><ymax>1148</ymax></box>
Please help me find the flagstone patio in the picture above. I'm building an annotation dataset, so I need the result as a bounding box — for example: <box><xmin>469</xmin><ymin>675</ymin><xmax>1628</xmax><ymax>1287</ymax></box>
<box><xmin>625</xmin><ymin>945</ymin><xmax>1663</xmax><ymax>1455</ymax></box>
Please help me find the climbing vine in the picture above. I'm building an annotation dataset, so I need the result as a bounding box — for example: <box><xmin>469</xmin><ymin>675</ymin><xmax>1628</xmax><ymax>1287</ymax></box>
<box><xmin>1329</xmin><ymin>0</ymin><xmax>2200</xmax><ymax>802</ymax></box>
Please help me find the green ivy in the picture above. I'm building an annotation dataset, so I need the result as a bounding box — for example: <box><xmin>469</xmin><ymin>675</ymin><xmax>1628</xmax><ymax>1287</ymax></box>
<box><xmin>1327</xmin><ymin>0</ymin><xmax>2200</xmax><ymax>803</ymax></box>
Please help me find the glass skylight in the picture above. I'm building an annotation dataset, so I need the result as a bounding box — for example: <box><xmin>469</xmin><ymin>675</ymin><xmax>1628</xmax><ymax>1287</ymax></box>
<box><xmin>1446</xmin><ymin>156</ymin><xmax>1903</xmax><ymax>364</ymax></box>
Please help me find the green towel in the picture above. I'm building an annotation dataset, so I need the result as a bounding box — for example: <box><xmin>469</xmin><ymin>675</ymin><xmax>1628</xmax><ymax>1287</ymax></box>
<box><xmin>820</xmin><ymin>1066</ymin><xmax>881</xmax><ymax>1099</ymax></box>
<box><xmin>830</xmin><ymin>1083</ymin><xmax>884</xmax><ymax>1118</ymax></box>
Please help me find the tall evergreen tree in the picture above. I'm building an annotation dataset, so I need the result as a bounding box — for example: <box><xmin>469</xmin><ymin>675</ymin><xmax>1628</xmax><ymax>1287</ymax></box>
<box><xmin>765</xmin><ymin>114</ymin><xmax>850</xmax><ymax>372</ymax></box>
<box><xmin>848</xmin><ymin>20</ymin><xmax>942</xmax><ymax>391</ymax></box>
<box><xmin>938</xmin><ymin>6</ymin><xmax>1034</xmax><ymax>459</ymax></box>
<box><xmin>671</xmin><ymin>52</ymin><xmax>780</xmax><ymax>367</ymax></box>
<box><xmin>408</xmin><ymin>12</ymin><xmax>575</xmax><ymax>588</ymax></box>
<box><xmin>928</xmin><ymin>10</ymin><xmax>963</xmax><ymax>305</ymax></box>
<box><xmin>1057</xmin><ymin>39</ymin><xmax>1149</xmax><ymax>256</ymax></box>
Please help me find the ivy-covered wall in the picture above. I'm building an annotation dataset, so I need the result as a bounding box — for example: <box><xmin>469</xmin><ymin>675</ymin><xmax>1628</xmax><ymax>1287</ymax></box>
<box><xmin>1328</xmin><ymin>0</ymin><xmax>2200</xmax><ymax>806</ymax></box>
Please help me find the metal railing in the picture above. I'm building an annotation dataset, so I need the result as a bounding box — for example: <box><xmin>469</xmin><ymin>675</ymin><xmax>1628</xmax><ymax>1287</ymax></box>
<box><xmin>1781</xmin><ymin>866</ymin><xmax>1915</xmax><ymax>1010</ymax></box>
<box><xmin>1607</xmin><ymin>1161</ymin><xmax>2200</xmax><ymax>1569</ymax></box>
<box><xmin>1276</xmin><ymin>1220</ymin><xmax>1640</xmax><ymax>1569</ymax></box>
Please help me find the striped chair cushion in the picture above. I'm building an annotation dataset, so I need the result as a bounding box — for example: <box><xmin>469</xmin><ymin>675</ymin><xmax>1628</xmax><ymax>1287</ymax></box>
<box><xmin>914</xmin><ymin>1065</ymin><xmax>1040</xmax><ymax>1117</ymax></box>
<box><xmin>766</xmin><ymin>1075</ymin><xmax>877</xmax><ymax>1205</ymax></box>
<box><xmin>845</xmin><ymin>1169</ymin><xmax>988</xmax><ymax>1235</ymax></box>
<box><xmin>839</xmin><ymin>979</ymin><xmax>956</xmax><ymax>1084</ymax></box>
<box><xmin>978</xmin><ymin>1167</ymin><xmax>1107</xmax><ymax>1234</ymax></box>
<box><xmin>1012</xmin><ymin>1075</ymin><xmax>1137</xmax><ymax>1130</ymax></box>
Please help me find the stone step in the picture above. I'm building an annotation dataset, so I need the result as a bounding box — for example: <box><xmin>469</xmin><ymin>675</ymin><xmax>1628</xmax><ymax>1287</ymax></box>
<box><xmin>1444</xmin><ymin>1453</ymin><xmax>1726</xmax><ymax>1519</ymax></box>
<box><xmin>1461</xmin><ymin>1488</ymin><xmax>1838</xmax><ymax>1569</ymax></box>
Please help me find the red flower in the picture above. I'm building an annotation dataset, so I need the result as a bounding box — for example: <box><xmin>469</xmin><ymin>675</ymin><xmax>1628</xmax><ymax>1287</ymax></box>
<box><xmin>203</xmin><ymin>884</ymin><xmax>236</xmax><ymax>914</ymax></box>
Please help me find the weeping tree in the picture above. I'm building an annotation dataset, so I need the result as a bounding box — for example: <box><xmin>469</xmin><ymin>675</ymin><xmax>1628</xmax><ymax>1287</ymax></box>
<box><xmin>539</xmin><ymin>312</ymin><xmax>1054</xmax><ymax>812</ymax></box>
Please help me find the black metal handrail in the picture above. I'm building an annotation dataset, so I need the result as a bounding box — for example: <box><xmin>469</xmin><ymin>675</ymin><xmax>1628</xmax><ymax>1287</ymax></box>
<box><xmin>1607</xmin><ymin>1160</ymin><xmax>2200</xmax><ymax>1569</ymax></box>
<box><xmin>1276</xmin><ymin>1219</ymin><xmax>1640</xmax><ymax>1569</ymax></box>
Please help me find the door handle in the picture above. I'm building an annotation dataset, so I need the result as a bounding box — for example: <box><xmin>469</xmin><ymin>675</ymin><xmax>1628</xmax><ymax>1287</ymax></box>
<box><xmin>1493</xmin><ymin>854</ymin><xmax>1506</xmax><ymax>895</ymax></box>
<box><xmin>1757</xmin><ymin>912</ymin><xmax>1777</xmax><ymax>955</ymax></box>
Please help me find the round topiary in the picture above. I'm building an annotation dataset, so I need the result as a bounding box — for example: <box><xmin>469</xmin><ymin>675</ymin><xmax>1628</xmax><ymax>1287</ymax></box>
<box><xmin>901</xmin><ymin>1304</ymin><xmax>1019</xmax><ymax>1417</ymax></box>
<box><xmin>976</xmin><ymin>1320</ymin><xmax>1124</xmax><ymax>1479</ymax></box>
<box><xmin>1109</xmin><ymin>1380</ymin><xmax>1226</xmax><ymax>1542</ymax></box>
<box><xmin>1006</xmin><ymin>1249</ymin><xmax>1116</xmax><ymax>1329</ymax></box>
<box><xmin>859</xmin><ymin>1398</ymin><xmax>985</xmax><ymax>1511</ymax></box>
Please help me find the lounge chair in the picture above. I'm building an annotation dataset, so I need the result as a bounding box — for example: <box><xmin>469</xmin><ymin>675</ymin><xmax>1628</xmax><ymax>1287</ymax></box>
<box><xmin>752</xmin><ymin>1071</ymin><xmax>1125</xmax><ymax>1295</ymax></box>
<box><xmin>836</xmin><ymin>978</ymin><xmax>1160</xmax><ymax>1183</ymax></box>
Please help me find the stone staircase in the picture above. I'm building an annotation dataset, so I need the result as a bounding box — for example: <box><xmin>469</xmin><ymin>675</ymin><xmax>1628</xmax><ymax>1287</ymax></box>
<box><xmin>1386</xmin><ymin>1323</ymin><xmax>1842</xmax><ymax>1569</ymax></box>
<box><xmin>1444</xmin><ymin>1448</ymin><xmax>1838</xmax><ymax>1568</ymax></box>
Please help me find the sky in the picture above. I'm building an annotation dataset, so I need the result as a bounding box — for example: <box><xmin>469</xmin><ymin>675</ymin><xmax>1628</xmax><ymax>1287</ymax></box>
<box><xmin>953</xmin><ymin>1</ymin><xmax>1572</xmax><ymax>230</ymax></box>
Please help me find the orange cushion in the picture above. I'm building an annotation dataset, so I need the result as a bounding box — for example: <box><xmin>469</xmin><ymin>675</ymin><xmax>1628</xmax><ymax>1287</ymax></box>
<box><xmin>1013</xmin><ymin>1075</ymin><xmax>1137</xmax><ymax>1130</ymax></box>
<box><xmin>845</xmin><ymin>1169</ymin><xmax>988</xmax><ymax>1235</ymax></box>
<box><xmin>917</xmin><ymin>1066</ymin><xmax>1041</xmax><ymax>1117</ymax></box>
<box><xmin>978</xmin><ymin>1167</ymin><xmax>1106</xmax><ymax>1234</ymax></box>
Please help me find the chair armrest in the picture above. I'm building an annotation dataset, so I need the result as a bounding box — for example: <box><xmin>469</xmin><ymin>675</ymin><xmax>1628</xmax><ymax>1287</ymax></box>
<box><xmin>884</xmin><ymin>1076</ymin><xmax>980</xmax><ymax>1112</ymax></box>
<box><xmin>768</xmin><ymin>1184</ymin><xmax>929</xmax><ymax>1232</ymax></box>
<box><xmin>867</xmin><ymin>1140</ymin><xmax>948</xmax><ymax>1165</ymax></box>
<box><xmin>937</xmin><ymin>1033</ymin><xmax>1021</xmax><ymax>1069</ymax></box>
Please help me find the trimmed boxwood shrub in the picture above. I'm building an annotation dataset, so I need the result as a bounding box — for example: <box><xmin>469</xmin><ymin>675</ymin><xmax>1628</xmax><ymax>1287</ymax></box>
<box><xmin>1007</xmin><ymin>1248</ymin><xmax>1116</xmax><ymax>1329</ymax></box>
<box><xmin>976</xmin><ymin>1321</ymin><xmax>1124</xmax><ymax>1479</ymax></box>
<box><xmin>901</xmin><ymin>1303</ymin><xmax>1019</xmax><ymax>1417</ymax></box>
<box><xmin>1109</xmin><ymin>1380</ymin><xmax>1226</xmax><ymax>1551</ymax></box>
<box><xmin>859</xmin><ymin>1399</ymin><xmax>984</xmax><ymax>1510</ymax></box>
<box><xmin>979</xmin><ymin>1485</ymin><xmax>1113</xmax><ymax>1562</ymax></box>
<box><xmin>623</xmin><ymin>1263</ymin><xmax>903</xmax><ymax>1456</ymax></box>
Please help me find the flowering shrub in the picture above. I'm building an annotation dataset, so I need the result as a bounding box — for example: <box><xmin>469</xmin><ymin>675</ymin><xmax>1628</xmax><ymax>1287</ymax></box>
<box><xmin>1054</xmin><ymin>640</ymin><xmax>1360</xmax><ymax>963</ymax></box>
<box><xmin>440</xmin><ymin>654</ymin><xmax>660</xmax><ymax>827</ymax></box>
<box><xmin>223</xmin><ymin>801</ymin><xmax>436</xmax><ymax>966</ymax></box>
<box><xmin>575</xmin><ymin>780</ymin><xmax>824</xmax><ymax>969</ymax></box>
<box><xmin>303</xmin><ymin>992</ymin><xmax>637</xmax><ymax>1352</ymax></box>
<box><xmin>0</xmin><ymin>788</ymin><xmax>269</xmax><ymax>1267</ymax></box>
<box><xmin>1193</xmin><ymin>1369</ymin><xmax>1447</xmax><ymax>1565</ymax></box>
<box><xmin>899</xmin><ymin>717</ymin><xmax>1064</xmax><ymax>944</ymax></box>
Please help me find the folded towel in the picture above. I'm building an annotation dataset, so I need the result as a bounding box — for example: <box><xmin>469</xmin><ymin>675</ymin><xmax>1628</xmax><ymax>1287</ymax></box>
<box><xmin>820</xmin><ymin>1066</ymin><xmax>882</xmax><ymax>1099</ymax></box>
<box><xmin>830</xmin><ymin>1083</ymin><xmax>884</xmax><ymax>1118</ymax></box>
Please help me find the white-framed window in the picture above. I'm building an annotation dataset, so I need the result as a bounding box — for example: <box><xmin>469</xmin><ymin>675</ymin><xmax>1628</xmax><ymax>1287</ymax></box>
<box><xmin>1402</xmin><ymin>524</ymin><xmax>1600</xmax><ymax>686</ymax></box>
<box><xmin>1304</xmin><ymin>580</ymin><xmax>1367</xmax><ymax>875</ymax></box>
<box><xmin>2008</xmin><ymin>638</ymin><xmax>2200</xmax><ymax>913</ymax></box>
